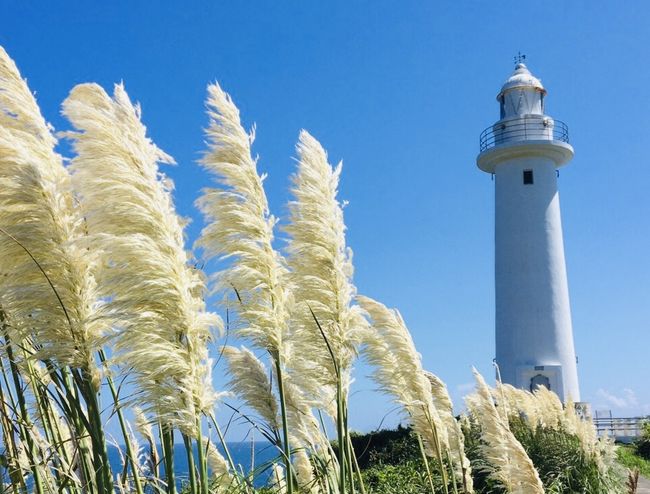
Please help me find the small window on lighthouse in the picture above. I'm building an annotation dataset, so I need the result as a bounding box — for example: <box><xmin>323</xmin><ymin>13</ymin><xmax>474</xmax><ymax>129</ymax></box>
<box><xmin>523</xmin><ymin>170</ymin><xmax>534</xmax><ymax>185</ymax></box>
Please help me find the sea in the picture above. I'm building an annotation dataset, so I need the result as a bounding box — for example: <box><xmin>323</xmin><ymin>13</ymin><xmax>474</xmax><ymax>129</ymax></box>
<box><xmin>107</xmin><ymin>441</ymin><xmax>277</xmax><ymax>488</ymax></box>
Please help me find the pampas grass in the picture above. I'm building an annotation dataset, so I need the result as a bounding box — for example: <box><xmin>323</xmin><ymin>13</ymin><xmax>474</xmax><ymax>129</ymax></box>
<box><xmin>0</xmin><ymin>44</ymin><xmax>628</xmax><ymax>494</ymax></box>
<box><xmin>284</xmin><ymin>130</ymin><xmax>368</xmax><ymax>493</ymax></box>
<box><xmin>63</xmin><ymin>82</ymin><xmax>222</xmax><ymax>494</ymax></box>
<box><xmin>358</xmin><ymin>296</ymin><xmax>458</xmax><ymax>493</ymax></box>
<box><xmin>465</xmin><ymin>369</ymin><xmax>545</xmax><ymax>494</ymax></box>
<box><xmin>426</xmin><ymin>372</ymin><xmax>474</xmax><ymax>493</ymax></box>
<box><xmin>0</xmin><ymin>48</ymin><xmax>103</xmax><ymax>379</ymax></box>
<box><xmin>196</xmin><ymin>83</ymin><xmax>291</xmax><ymax>360</ymax></box>
<box><xmin>196</xmin><ymin>82</ymin><xmax>299</xmax><ymax>493</ymax></box>
<box><xmin>285</xmin><ymin>130</ymin><xmax>365</xmax><ymax>400</ymax></box>
<box><xmin>63</xmin><ymin>83</ymin><xmax>221</xmax><ymax>438</ymax></box>
<box><xmin>223</xmin><ymin>345</ymin><xmax>280</xmax><ymax>434</ymax></box>
<box><xmin>0</xmin><ymin>46</ymin><xmax>114</xmax><ymax>494</ymax></box>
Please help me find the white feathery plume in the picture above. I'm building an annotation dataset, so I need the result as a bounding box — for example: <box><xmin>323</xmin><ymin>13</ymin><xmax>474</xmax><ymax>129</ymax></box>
<box><xmin>357</xmin><ymin>296</ymin><xmax>448</xmax><ymax>457</ymax></box>
<box><xmin>531</xmin><ymin>385</ymin><xmax>564</xmax><ymax>429</ymax></box>
<box><xmin>132</xmin><ymin>406</ymin><xmax>161</xmax><ymax>479</ymax></box>
<box><xmin>495</xmin><ymin>383</ymin><xmax>540</xmax><ymax>426</ymax></box>
<box><xmin>284</xmin><ymin>130</ymin><xmax>365</xmax><ymax>403</ymax></box>
<box><xmin>132</xmin><ymin>407</ymin><xmax>154</xmax><ymax>446</ymax></box>
<box><xmin>562</xmin><ymin>397</ymin><xmax>601</xmax><ymax>458</ymax></box>
<box><xmin>0</xmin><ymin>46</ymin><xmax>103</xmax><ymax>379</ymax></box>
<box><xmin>465</xmin><ymin>369</ymin><xmax>544</xmax><ymax>494</ymax></box>
<box><xmin>271</xmin><ymin>463</ymin><xmax>288</xmax><ymax>494</ymax></box>
<box><xmin>283</xmin><ymin>378</ymin><xmax>332</xmax><ymax>454</ymax></box>
<box><xmin>62</xmin><ymin>83</ymin><xmax>222</xmax><ymax>434</ymax></box>
<box><xmin>293</xmin><ymin>449</ymin><xmax>319</xmax><ymax>494</ymax></box>
<box><xmin>425</xmin><ymin>371</ymin><xmax>474</xmax><ymax>493</ymax></box>
<box><xmin>222</xmin><ymin>346</ymin><xmax>280</xmax><ymax>430</ymax></box>
<box><xmin>206</xmin><ymin>441</ymin><xmax>232</xmax><ymax>490</ymax></box>
<box><xmin>195</xmin><ymin>83</ymin><xmax>291</xmax><ymax>360</ymax></box>
<box><xmin>195</xmin><ymin>84</ymin><xmax>330</xmax><ymax>460</ymax></box>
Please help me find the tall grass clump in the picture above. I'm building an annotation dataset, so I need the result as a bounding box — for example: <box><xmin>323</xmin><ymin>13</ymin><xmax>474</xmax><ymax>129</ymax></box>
<box><xmin>464</xmin><ymin>370</ymin><xmax>544</xmax><ymax>494</ymax></box>
<box><xmin>463</xmin><ymin>371</ymin><xmax>625</xmax><ymax>494</ymax></box>
<box><xmin>0</xmin><ymin>46</ymin><xmax>114</xmax><ymax>493</ymax></box>
<box><xmin>63</xmin><ymin>82</ymin><xmax>226</xmax><ymax>494</ymax></box>
<box><xmin>358</xmin><ymin>296</ymin><xmax>473</xmax><ymax>493</ymax></box>
<box><xmin>195</xmin><ymin>83</ymin><xmax>305</xmax><ymax>493</ymax></box>
<box><xmin>285</xmin><ymin>130</ymin><xmax>368</xmax><ymax>492</ymax></box>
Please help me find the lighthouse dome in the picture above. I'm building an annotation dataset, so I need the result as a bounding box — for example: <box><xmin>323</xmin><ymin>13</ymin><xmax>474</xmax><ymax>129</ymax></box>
<box><xmin>498</xmin><ymin>63</ymin><xmax>546</xmax><ymax>99</ymax></box>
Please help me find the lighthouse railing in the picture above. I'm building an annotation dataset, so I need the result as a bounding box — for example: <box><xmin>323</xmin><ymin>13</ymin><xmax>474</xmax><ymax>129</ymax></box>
<box><xmin>479</xmin><ymin>118</ymin><xmax>570</xmax><ymax>152</ymax></box>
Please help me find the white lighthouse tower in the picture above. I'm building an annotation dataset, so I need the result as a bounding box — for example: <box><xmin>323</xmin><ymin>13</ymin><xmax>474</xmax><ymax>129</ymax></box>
<box><xmin>477</xmin><ymin>61</ymin><xmax>580</xmax><ymax>402</ymax></box>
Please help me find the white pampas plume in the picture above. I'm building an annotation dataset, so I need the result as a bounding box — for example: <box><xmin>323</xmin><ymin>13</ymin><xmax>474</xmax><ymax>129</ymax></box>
<box><xmin>425</xmin><ymin>372</ymin><xmax>474</xmax><ymax>493</ymax></box>
<box><xmin>271</xmin><ymin>463</ymin><xmax>287</xmax><ymax>494</ymax></box>
<box><xmin>495</xmin><ymin>383</ymin><xmax>540</xmax><ymax>426</ymax></box>
<box><xmin>206</xmin><ymin>441</ymin><xmax>232</xmax><ymax>489</ymax></box>
<box><xmin>195</xmin><ymin>83</ymin><xmax>291</xmax><ymax>359</ymax></box>
<box><xmin>222</xmin><ymin>346</ymin><xmax>279</xmax><ymax>430</ymax></box>
<box><xmin>531</xmin><ymin>385</ymin><xmax>564</xmax><ymax>429</ymax></box>
<box><xmin>132</xmin><ymin>407</ymin><xmax>154</xmax><ymax>445</ymax></box>
<box><xmin>562</xmin><ymin>397</ymin><xmax>602</xmax><ymax>459</ymax></box>
<box><xmin>358</xmin><ymin>296</ymin><xmax>448</xmax><ymax>458</ymax></box>
<box><xmin>0</xmin><ymin>47</ymin><xmax>103</xmax><ymax>376</ymax></box>
<box><xmin>465</xmin><ymin>369</ymin><xmax>544</xmax><ymax>494</ymax></box>
<box><xmin>195</xmin><ymin>84</ymin><xmax>334</xmax><ymax>478</ymax></box>
<box><xmin>284</xmin><ymin>130</ymin><xmax>365</xmax><ymax>404</ymax></box>
<box><xmin>62</xmin><ymin>83</ymin><xmax>222</xmax><ymax>435</ymax></box>
<box><xmin>293</xmin><ymin>449</ymin><xmax>319</xmax><ymax>494</ymax></box>
<box><xmin>196</xmin><ymin>83</ymin><xmax>329</xmax><ymax>449</ymax></box>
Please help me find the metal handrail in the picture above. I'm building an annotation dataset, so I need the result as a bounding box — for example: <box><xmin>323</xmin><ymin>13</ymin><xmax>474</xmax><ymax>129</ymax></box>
<box><xmin>593</xmin><ymin>416</ymin><xmax>647</xmax><ymax>439</ymax></box>
<box><xmin>479</xmin><ymin>118</ymin><xmax>569</xmax><ymax>152</ymax></box>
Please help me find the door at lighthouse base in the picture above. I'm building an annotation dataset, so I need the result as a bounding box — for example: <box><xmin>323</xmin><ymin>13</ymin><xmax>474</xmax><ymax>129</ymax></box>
<box><xmin>516</xmin><ymin>365</ymin><xmax>563</xmax><ymax>398</ymax></box>
<box><xmin>530</xmin><ymin>374</ymin><xmax>551</xmax><ymax>392</ymax></box>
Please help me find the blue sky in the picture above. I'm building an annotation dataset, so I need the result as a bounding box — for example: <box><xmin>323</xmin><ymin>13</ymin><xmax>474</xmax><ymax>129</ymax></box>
<box><xmin>1</xmin><ymin>1</ymin><xmax>649</xmax><ymax>435</ymax></box>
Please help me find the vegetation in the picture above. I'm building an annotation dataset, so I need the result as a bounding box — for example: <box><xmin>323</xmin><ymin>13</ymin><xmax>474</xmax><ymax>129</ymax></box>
<box><xmin>635</xmin><ymin>421</ymin><xmax>650</xmax><ymax>460</ymax></box>
<box><xmin>617</xmin><ymin>445</ymin><xmax>650</xmax><ymax>479</ymax></box>
<box><xmin>348</xmin><ymin>406</ymin><xmax>626</xmax><ymax>494</ymax></box>
<box><xmin>0</xmin><ymin>44</ymin><xmax>627</xmax><ymax>494</ymax></box>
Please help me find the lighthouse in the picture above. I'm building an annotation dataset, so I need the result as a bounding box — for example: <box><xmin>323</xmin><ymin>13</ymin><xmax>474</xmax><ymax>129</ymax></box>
<box><xmin>477</xmin><ymin>61</ymin><xmax>580</xmax><ymax>402</ymax></box>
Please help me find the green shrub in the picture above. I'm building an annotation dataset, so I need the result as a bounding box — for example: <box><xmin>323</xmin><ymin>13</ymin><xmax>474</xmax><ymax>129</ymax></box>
<box><xmin>362</xmin><ymin>461</ymin><xmax>434</xmax><ymax>494</ymax></box>
<box><xmin>617</xmin><ymin>444</ymin><xmax>650</xmax><ymax>478</ymax></box>
<box><xmin>509</xmin><ymin>416</ymin><xmax>623</xmax><ymax>494</ymax></box>
<box><xmin>635</xmin><ymin>421</ymin><xmax>650</xmax><ymax>460</ymax></box>
<box><xmin>349</xmin><ymin>426</ymin><xmax>420</xmax><ymax>469</ymax></box>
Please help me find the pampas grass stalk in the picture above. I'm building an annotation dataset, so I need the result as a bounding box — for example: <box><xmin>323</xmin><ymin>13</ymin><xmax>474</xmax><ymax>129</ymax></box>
<box><xmin>196</xmin><ymin>82</ymin><xmax>296</xmax><ymax>493</ymax></box>
<box><xmin>465</xmin><ymin>369</ymin><xmax>544</xmax><ymax>494</ymax></box>
<box><xmin>222</xmin><ymin>346</ymin><xmax>280</xmax><ymax>438</ymax></box>
<box><xmin>358</xmin><ymin>296</ymin><xmax>452</xmax><ymax>492</ymax></box>
<box><xmin>425</xmin><ymin>372</ymin><xmax>474</xmax><ymax>493</ymax></box>
<box><xmin>160</xmin><ymin>422</ymin><xmax>177</xmax><ymax>494</ymax></box>
<box><xmin>2</xmin><ymin>323</ymin><xmax>46</xmax><ymax>494</ymax></box>
<box><xmin>284</xmin><ymin>131</ymin><xmax>367</xmax><ymax>492</ymax></box>
<box><xmin>0</xmin><ymin>46</ymin><xmax>115</xmax><ymax>492</ymax></box>
<box><xmin>63</xmin><ymin>82</ymin><xmax>223</xmax><ymax>494</ymax></box>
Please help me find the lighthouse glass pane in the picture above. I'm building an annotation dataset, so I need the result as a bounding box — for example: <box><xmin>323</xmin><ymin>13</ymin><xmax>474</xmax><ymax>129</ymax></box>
<box><xmin>523</xmin><ymin>170</ymin><xmax>534</xmax><ymax>185</ymax></box>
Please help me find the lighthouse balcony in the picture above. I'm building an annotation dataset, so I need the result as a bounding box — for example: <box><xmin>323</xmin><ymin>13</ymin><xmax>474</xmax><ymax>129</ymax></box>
<box><xmin>479</xmin><ymin>116</ymin><xmax>569</xmax><ymax>152</ymax></box>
